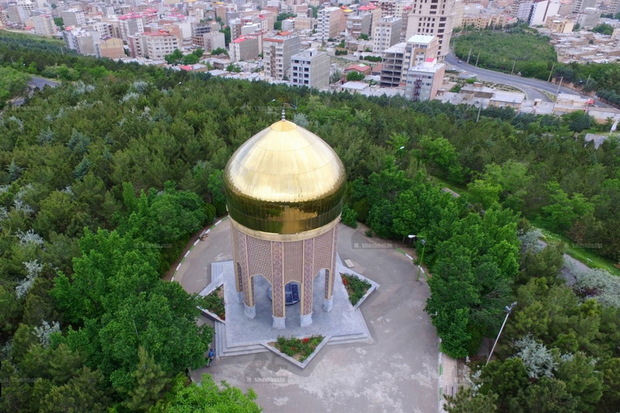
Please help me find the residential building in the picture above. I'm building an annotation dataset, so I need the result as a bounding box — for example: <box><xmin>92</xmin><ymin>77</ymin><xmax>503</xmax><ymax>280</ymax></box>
<box><xmin>32</xmin><ymin>14</ymin><xmax>55</xmax><ymax>37</ymax></box>
<box><xmin>379</xmin><ymin>35</ymin><xmax>438</xmax><ymax>87</ymax></box>
<box><xmin>203</xmin><ymin>31</ymin><xmax>226</xmax><ymax>52</ymax></box>
<box><xmin>546</xmin><ymin>17</ymin><xmax>574</xmax><ymax>33</ymax></box>
<box><xmin>142</xmin><ymin>30</ymin><xmax>180</xmax><ymax>60</ymax></box>
<box><xmin>263</xmin><ymin>31</ymin><xmax>301</xmax><ymax>80</ymax></box>
<box><xmin>372</xmin><ymin>16</ymin><xmax>402</xmax><ymax>53</ymax></box>
<box><xmin>317</xmin><ymin>7</ymin><xmax>345</xmax><ymax>42</ymax></box>
<box><xmin>119</xmin><ymin>13</ymin><xmax>144</xmax><ymax>41</ymax></box>
<box><xmin>529</xmin><ymin>0</ymin><xmax>561</xmax><ymax>26</ymax></box>
<box><xmin>290</xmin><ymin>48</ymin><xmax>330</xmax><ymax>89</ymax></box>
<box><xmin>60</xmin><ymin>10</ymin><xmax>85</xmax><ymax>27</ymax></box>
<box><xmin>404</xmin><ymin>58</ymin><xmax>445</xmax><ymax>101</ymax></box>
<box><xmin>230</xmin><ymin>36</ymin><xmax>260</xmax><ymax>62</ymax></box>
<box><xmin>347</xmin><ymin>13</ymin><xmax>371</xmax><ymax>38</ymax></box>
<box><xmin>406</xmin><ymin>34</ymin><xmax>439</xmax><ymax>65</ymax></box>
<box><xmin>406</xmin><ymin>0</ymin><xmax>457</xmax><ymax>59</ymax></box>
<box><xmin>97</xmin><ymin>37</ymin><xmax>125</xmax><ymax>59</ymax></box>
<box><xmin>380</xmin><ymin>42</ymin><xmax>407</xmax><ymax>87</ymax></box>
<box><xmin>63</xmin><ymin>27</ymin><xmax>101</xmax><ymax>56</ymax></box>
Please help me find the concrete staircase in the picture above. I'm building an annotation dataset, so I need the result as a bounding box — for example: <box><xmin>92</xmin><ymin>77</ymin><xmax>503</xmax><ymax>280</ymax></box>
<box><xmin>214</xmin><ymin>320</ymin><xmax>268</xmax><ymax>358</ymax></box>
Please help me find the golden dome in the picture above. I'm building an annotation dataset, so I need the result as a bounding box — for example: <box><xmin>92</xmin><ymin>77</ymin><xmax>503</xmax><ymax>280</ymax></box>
<box><xmin>224</xmin><ymin>119</ymin><xmax>346</xmax><ymax>234</ymax></box>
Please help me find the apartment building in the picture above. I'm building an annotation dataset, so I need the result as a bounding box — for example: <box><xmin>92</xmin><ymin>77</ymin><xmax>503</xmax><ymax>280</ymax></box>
<box><xmin>230</xmin><ymin>36</ymin><xmax>260</xmax><ymax>62</ymax></box>
<box><xmin>406</xmin><ymin>0</ymin><xmax>456</xmax><ymax>59</ymax></box>
<box><xmin>404</xmin><ymin>58</ymin><xmax>446</xmax><ymax>101</ymax></box>
<box><xmin>119</xmin><ymin>13</ymin><xmax>144</xmax><ymax>41</ymax></box>
<box><xmin>290</xmin><ymin>48</ymin><xmax>330</xmax><ymax>89</ymax></box>
<box><xmin>317</xmin><ymin>7</ymin><xmax>345</xmax><ymax>42</ymax></box>
<box><xmin>263</xmin><ymin>31</ymin><xmax>301</xmax><ymax>80</ymax></box>
<box><xmin>60</xmin><ymin>9</ymin><xmax>85</xmax><ymax>27</ymax></box>
<box><xmin>142</xmin><ymin>30</ymin><xmax>179</xmax><ymax>60</ymax></box>
<box><xmin>32</xmin><ymin>14</ymin><xmax>55</xmax><ymax>37</ymax></box>
<box><xmin>372</xmin><ymin>16</ymin><xmax>402</xmax><ymax>53</ymax></box>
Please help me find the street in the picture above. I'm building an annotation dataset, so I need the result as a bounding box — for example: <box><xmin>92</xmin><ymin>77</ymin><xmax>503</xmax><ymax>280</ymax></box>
<box><xmin>445</xmin><ymin>53</ymin><xmax>611</xmax><ymax>108</ymax></box>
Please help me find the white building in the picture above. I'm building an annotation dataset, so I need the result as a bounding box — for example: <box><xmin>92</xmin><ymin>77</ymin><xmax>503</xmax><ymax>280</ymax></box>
<box><xmin>291</xmin><ymin>48</ymin><xmax>330</xmax><ymax>89</ymax></box>
<box><xmin>529</xmin><ymin>0</ymin><xmax>561</xmax><ymax>26</ymax></box>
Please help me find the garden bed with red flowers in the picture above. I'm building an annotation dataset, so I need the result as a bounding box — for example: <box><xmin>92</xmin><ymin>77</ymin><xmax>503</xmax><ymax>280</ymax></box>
<box><xmin>271</xmin><ymin>335</ymin><xmax>324</xmax><ymax>362</ymax></box>
<box><xmin>341</xmin><ymin>273</ymin><xmax>371</xmax><ymax>305</ymax></box>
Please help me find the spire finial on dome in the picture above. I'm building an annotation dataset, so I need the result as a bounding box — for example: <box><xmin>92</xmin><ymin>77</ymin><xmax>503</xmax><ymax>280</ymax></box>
<box><xmin>281</xmin><ymin>107</ymin><xmax>286</xmax><ymax>121</ymax></box>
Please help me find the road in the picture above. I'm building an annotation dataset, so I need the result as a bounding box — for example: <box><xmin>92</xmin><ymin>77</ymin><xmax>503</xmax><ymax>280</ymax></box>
<box><xmin>10</xmin><ymin>76</ymin><xmax>60</xmax><ymax>107</ymax></box>
<box><xmin>445</xmin><ymin>53</ymin><xmax>611</xmax><ymax>108</ymax></box>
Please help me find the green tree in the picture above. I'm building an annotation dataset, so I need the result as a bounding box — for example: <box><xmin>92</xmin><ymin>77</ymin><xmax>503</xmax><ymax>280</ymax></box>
<box><xmin>444</xmin><ymin>389</ymin><xmax>498</xmax><ymax>413</ymax></box>
<box><xmin>592</xmin><ymin>24</ymin><xmax>614</xmax><ymax>35</ymax></box>
<box><xmin>153</xmin><ymin>374</ymin><xmax>261</xmax><ymax>412</ymax></box>
<box><xmin>346</xmin><ymin>71</ymin><xmax>365</xmax><ymax>81</ymax></box>
<box><xmin>38</xmin><ymin>367</ymin><xmax>110</xmax><ymax>413</ymax></box>
<box><xmin>165</xmin><ymin>49</ymin><xmax>184</xmax><ymax>65</ymax></box>
<box><xmin>124</xmin><ymin>347</ymin><xmax>171</xmax><ymax>411</ymax></box>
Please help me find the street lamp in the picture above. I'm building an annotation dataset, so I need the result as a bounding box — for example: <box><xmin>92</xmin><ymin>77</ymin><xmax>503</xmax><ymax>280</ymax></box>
<box><xmin>415</xmin><ymin>239</ymin><xmax>426</xmax><ymax>282</ymax></box>
<box><xmin>486</xmin><ymin>302</ymin><xmax>517</xmax><ymax>366</ymax></box>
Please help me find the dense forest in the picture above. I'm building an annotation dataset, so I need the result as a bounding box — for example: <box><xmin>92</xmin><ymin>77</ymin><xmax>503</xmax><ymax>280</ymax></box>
<box><xmin>0</xmin><ymin>31</ymin><xmax>619</xmax><ymax>412</ymax></box>
<box><xmin>453</xmin><ymin>27</ymin><xmax>620</xmax><ymax>107</ymax></box>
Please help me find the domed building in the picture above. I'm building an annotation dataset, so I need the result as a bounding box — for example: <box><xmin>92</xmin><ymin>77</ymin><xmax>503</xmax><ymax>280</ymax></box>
<box><xmin>224</xmin><ymin>116</ymin><xmax>346</xmax><ymax>329</ymax></box>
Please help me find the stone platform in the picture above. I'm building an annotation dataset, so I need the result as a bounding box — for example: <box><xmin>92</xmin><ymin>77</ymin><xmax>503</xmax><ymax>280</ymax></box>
<box><xmin>199</xmin><ymin>255</ymin><xmax>377</xmax><ymax>366</ymax></box>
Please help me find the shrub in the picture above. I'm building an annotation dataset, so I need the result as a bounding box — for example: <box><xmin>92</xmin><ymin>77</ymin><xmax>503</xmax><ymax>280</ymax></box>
<box><xmin>201</xmin><ymin>286</ymin><xmax>225</xmax><ymax>319</ymax></box>
<box><xmin>341</xmin><ymin>273</ymin><xmax>371</xmax><ymax>305</ymax></box>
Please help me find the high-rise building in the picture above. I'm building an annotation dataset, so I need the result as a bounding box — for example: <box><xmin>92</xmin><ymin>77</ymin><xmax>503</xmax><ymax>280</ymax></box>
<box><xmin>263</xmin><ymin>31</ymin><xmax>301</xmax><ymax>80</ymax></box>
<box><xmin>317</xmin><ymin>7</ymin><xmax>345</xmax><ymax>42</ymax></box>
<box><xmin>406</xmin><ymin>0</ymin><xmax>457</xmax><ymax>60</ymax></box>
<box><xmin>372</xmin><ymin>16</ymin><xmax>402</xmax><ymax>53</ymax></box>
<box><xmin>291</xmin><ymin>48</ymin><xmax>331</xmax><ymax>89</ymax></box>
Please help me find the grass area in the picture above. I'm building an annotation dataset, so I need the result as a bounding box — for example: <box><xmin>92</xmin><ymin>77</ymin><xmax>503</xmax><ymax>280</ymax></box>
<box><xmin>537</xmin><ymin>227</ymin><xmax>620</xmax><ymax>276</ymax></box>
<box><xmin>341</xmin><ymin>273</ymin><xmax>371</xmax><ymax>305</ymax></box>
<box><xmin>273</xmin><ymin>335</ymin><xmax>324</xmax><ymax>362</ymax></box>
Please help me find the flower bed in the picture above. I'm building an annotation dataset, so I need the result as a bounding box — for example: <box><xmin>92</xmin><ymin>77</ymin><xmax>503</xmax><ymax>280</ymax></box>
<box><xmin>273</xmin><ymin>335</ymin><xmax>324</xmax><ymax>362</ymax></box>
<box><xmin>341</xmin><ymin>273</ymin><xmax>371</xmax><ymax>305</ymax></box>
<box><xmin>201</xmin><ymin>286</ymin><xmax>225</xmax><ymax>320</ymax></box>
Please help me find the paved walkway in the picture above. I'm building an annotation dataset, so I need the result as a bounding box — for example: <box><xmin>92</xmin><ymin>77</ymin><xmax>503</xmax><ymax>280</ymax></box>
<box><xmin>174</xmin><ymin>221</ymin><xmax>442</xmax><ymax>412</ymax></box>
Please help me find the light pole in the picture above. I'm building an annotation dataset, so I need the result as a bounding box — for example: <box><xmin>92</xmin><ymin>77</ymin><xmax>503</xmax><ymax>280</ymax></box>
<box><xmin>486</xmin><ymin>302</ymin><xmax>517</xmax><ymax>366</ymax></box>
<box><xmin>415</xmin><ymin>239</ymin><xmax>426</xmax><ymax>282</ymax></box>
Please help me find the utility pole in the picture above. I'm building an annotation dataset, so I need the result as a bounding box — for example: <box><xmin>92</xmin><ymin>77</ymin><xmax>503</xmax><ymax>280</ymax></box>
<box><xmin>547</xmin><ymin>63</ymin><xmax>555</xmax><ymax>82</ymax></box>
<box><xmin>467</xmin><ymin>47</ymin><xmax>472</xmax><ymax>64</ymax></box>
<box><xmin>486</xmin><ymin>302</ymin><xmax>517</xmax><ymax>366</ymax></box>
<box><xmin>556</xmin><ymin>76</ymin><xmax>564</xmax><ymax>95</ymax></box>
<box><xmin>511</xmin><ymin>59</ymin><xmax>516</xmax><ymax>75</ymax></box>
<box><xmin>475</xmin><ymin>53</ymin><xmax>480</xmax><ymax>67</ymax></box>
